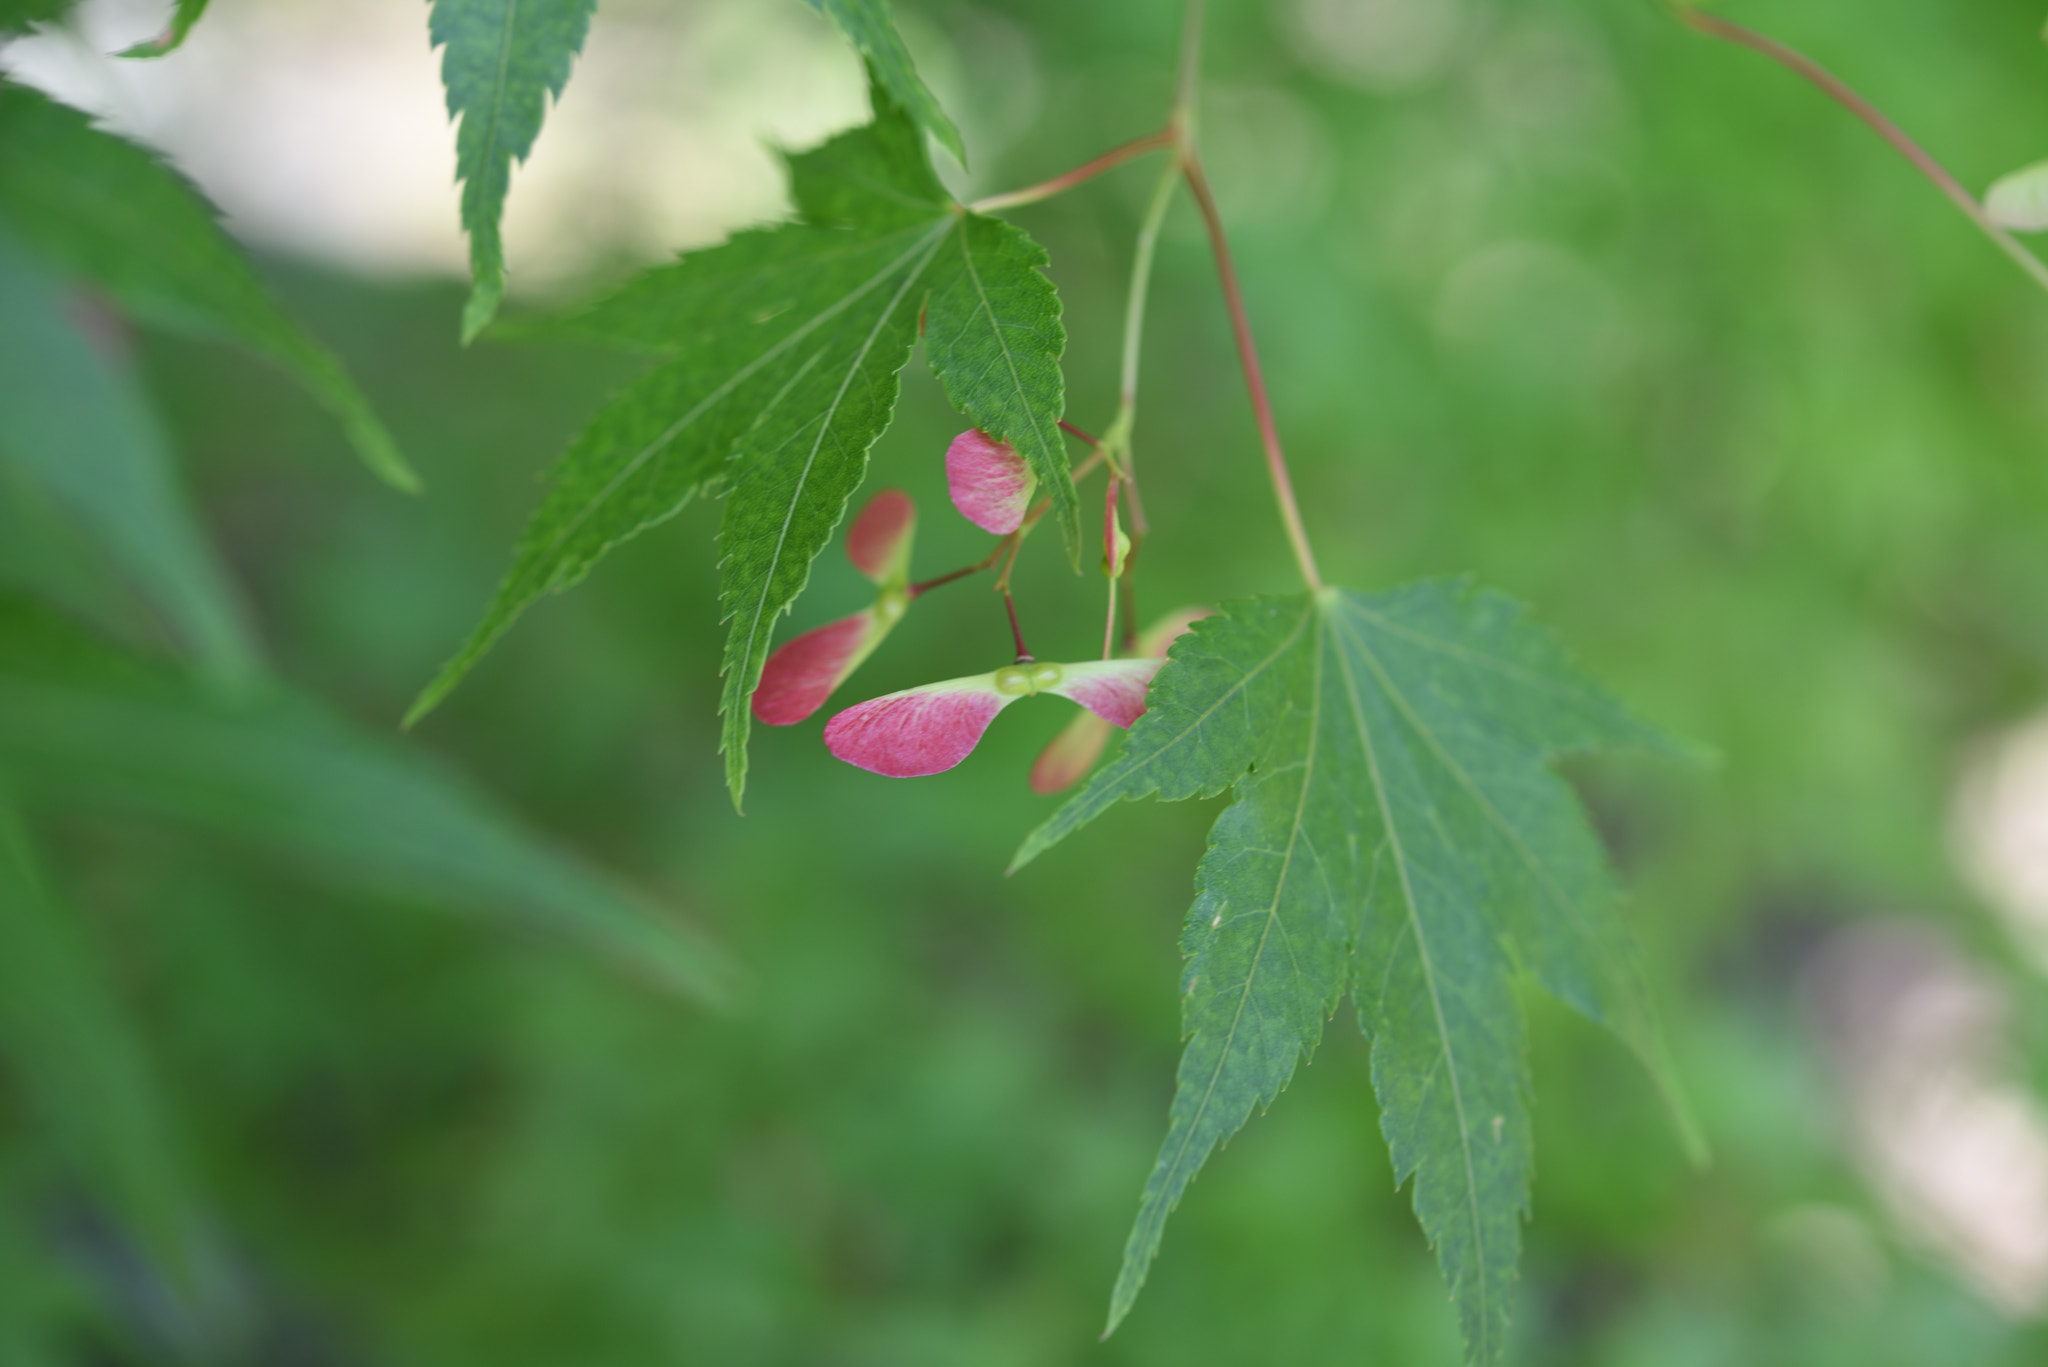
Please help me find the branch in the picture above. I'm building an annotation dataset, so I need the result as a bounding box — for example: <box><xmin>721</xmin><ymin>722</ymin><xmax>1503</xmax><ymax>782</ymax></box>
<box><xmin>1673</xmin><ymin>6</ymin><xmax>2048</xmax><ymax>297</ymax></box>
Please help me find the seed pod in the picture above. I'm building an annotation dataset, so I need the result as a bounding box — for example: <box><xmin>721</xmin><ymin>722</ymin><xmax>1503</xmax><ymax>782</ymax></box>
<box><xmin>945</xmin><ymin>429</ymin><xmax>1036</xmax><ymax>534</ymax></box>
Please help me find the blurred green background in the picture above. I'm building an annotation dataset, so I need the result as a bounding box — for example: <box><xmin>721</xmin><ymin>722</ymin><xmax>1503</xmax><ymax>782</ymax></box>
<box><xmin>9</xmin><ymin>0</ymin><xmax>2048</xmax><ymax>1363</ymax></box>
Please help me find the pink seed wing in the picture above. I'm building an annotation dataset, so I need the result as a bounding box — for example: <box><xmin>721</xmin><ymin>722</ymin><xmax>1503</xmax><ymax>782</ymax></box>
<box><xmin>845</xmin><ymin>488</ymin><xmax>916</xmax><ymax>583</ymax></box>
<box><xmin>1138</xmin><ymin>606</ymin><xmax>1214</xmax><ymax>659</ymax></box>
<box><xmin>1029</xmin><ymin>712</ymin><xmax>1112</xmax><ymax>794</ymax></box>
<box><xmin>824</xmin><ymin>677</ymin><xmax>1014</xmax><ymax>777</ymax></box>
<box><xmin>1048</xmin><ymin>658</ymin><xmax>1165</xmax><ymax>729</ymax></box>
<box><xmin>945</xmin><ymin>430</ymin><xmax>1035</xmax><ymax>535</ymax></box>
<box><xmin>752</xmin><ymin>611</ymin><xmax>880</xmax><ymax>726</ymax></box>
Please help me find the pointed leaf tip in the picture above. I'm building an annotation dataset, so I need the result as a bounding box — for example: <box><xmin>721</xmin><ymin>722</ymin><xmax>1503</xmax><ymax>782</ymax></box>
<box><xmin>946</xmin><ymin>429</ymin><xmax>1036</xmax><ymax>534</ymax></box>
<box><xmin>754</xmin><ymin>610</ymin><xmax>884</xmax><ymax>726</ymax></box>
<box><xmin>459</xmin><ymin>276</ymin><xmax>503</xmax><ymax>345</ymax></box>
<box><xmin>824</xmin><ymin>677</ymin><xmax>1011</xmax><ymax>776</ymax></box>
<box><xmin>846</xmin><ymin>487</ymin><xmax>916</xmax><ymax>582</ymax></box>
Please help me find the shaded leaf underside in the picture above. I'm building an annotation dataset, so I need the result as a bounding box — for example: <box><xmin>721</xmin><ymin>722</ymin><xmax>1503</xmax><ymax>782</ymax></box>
<box><xmin>1015</xmin><ymin>580</ymin><xmax>1691</xmax><ymax>1364</ymax></box>
<box><xmin>410</xmin><ymin>84</ymin><xmax>1070</xmax><ymax>810</ymax></box>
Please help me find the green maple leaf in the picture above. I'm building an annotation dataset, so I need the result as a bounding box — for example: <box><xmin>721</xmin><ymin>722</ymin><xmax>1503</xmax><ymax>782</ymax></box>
<box><xmin>408</xmin><ymin>78</ymin><xmax>1071</xmax><ymax>810</ymax></box>
<box><xmin>0</xmin><ymin>84</ymin><xmax>418</xmax><ymax>492</ymax></box>
<box><xmin>802</xmin><ymin>0</ymin><xmax>965</xmax><ymax>165</ymax></box>
<box><xmin>428</xmin><ymin>0</ymin><xmax>596</xmax><ymax>343</ymax></box>
<box><xmin>1014</xmin><ymin>580</ymin><xmax>1700</xmax><ymax>1365</ymax></box>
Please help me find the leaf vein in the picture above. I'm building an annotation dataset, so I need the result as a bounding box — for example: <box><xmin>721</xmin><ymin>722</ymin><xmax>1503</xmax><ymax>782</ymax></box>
<box><xmin>1331</xmin><ymin>612</ymin><xmax>1495</xmax><ymax>1361</ymax></box>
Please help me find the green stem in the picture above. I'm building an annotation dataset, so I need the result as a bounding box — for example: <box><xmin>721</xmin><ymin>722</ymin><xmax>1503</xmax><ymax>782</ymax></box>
<box><xmin>1113</xmin><ymin>158</ymin><xmax>1182</xmax><ymax>541</ymax></box>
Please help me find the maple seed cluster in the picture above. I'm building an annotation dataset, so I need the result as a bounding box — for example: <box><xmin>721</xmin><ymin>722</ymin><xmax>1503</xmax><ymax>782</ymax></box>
<box><xmin>752</xmin><ymin>430</ymin><xmax>1198</xmax><ymax>784</ymax></box>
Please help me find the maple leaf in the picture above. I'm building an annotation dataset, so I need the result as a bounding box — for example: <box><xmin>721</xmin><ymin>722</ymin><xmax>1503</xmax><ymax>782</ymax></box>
<box><xmin>408</xmin><ymin>77</ymin><xmax>1072</xmax><ymax>811</ymax></box>
<box><xmin>1013</xmin><ymin>580</ymin><xmax>1699</xmax><ymax>1365</ymax></box>
<box><xmin>428</xmin><ymin>0</ymin><xmax>596</xmax><ymax>343</ymax></box>
<box><xmin>801</xmin><ymin>0</ymin><xmax>964</xmax><ymax>165</ymax></box>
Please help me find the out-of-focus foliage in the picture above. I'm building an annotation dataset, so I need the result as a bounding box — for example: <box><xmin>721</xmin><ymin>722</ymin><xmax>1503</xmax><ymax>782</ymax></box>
<box><xmin>9</xmin><ymin>0</ymin><xmax>2048</xmax><ymax>1364</ymax></box>
<box><xmin>0</xmin><ymin>84</ymin><xmax>417</xmax><ymax>490</ymax></box>
<box><xmin>0</xmin><ymin>227</ymin><xmax>257</xmax><ymax>688</ymax></box>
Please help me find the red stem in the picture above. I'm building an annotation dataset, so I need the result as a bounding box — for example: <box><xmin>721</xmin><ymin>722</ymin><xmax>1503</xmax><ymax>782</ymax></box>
<box><xmin>968</xmin><ymin>130</ymin><xmax>1177</xmax><ymax>215</ymax></box>
<box><xmin>1673</xmin><ymin>7</ymin><xmax>2048</xmax><ymax>296</ymax></box>
<box><xmin>1005</xmin><ymin>591</ymin><xmax>1032</xmax><ymax>663</ymax></box>
<box><xmin>1181</xmin><ymin>152</ymin><xmax>1324</xmax><ymax>593</ymax></box>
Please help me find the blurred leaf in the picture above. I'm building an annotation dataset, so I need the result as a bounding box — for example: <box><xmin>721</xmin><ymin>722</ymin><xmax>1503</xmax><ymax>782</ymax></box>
<box><xmin>0</xmin><ymin>793</ymin><xmax>224</xmax><ymax>1324</ymax></box>
<box><xmin>0</xmin><ymin>461</ymin><xmax>158</xmax><ymax>658</ymax></box>
<box><xmin>410</xmin><ymin>79</ymin><xmax>1069</xmax><ymax>810</ymax></box>
<box><xmin>428</xmin><ymin>0</ymin><xmax>595</xmax><ymax>343</ymax></box>
<box><xmin>0</xmin><ymin>226</ymin><xmax>259</xmax><ymax>690</ymax></box>
<box><xmin>116</xmin><ymin>0</ymin><xmax>209</xmax><ymax>57</ymax></box>
<box><xmin>0</xmin><ymin>0</ymin><xmax>67</xmax><ymax>35</ymax></box>
<box><xmin>0</xmin><ymin>0</ymin><xmax>67</xmax><ymax>34</ymax></box>
<box><xmin>1015</xmin><ymin>582</ymin><xmax>1693</xmax><ymax>1364</ymax></box>
<box><xmin>0</xmin><ymin>599</ymin><xmax>739</xmax><ymax>1007</ymax></box>
<box><xmin>1986</xmin><ymin>159</ymin><xmax>2048</xmax><ymax>233</ymax></box>
<box><xmin>0</xmin><ymin>83</ymin><xmax>419</xmax><ymax>492</ymax></box>
<box><xmin>802</xmin><ymin>0</ymin><xmax>964</xmax><ymax>164</ymax></box>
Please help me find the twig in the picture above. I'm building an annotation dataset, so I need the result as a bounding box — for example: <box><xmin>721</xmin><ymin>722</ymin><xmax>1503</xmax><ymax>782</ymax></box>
<box><xmin>968</xmin><ymin>130</ymin><xmax>1176</xmax><ymax>215</ymax></box>
<box><xmin>1673</xmin><ymin>6</ymin><xmax>2048</xmax><ymax>297</ymax></box>
<box><xmin>1181</xmin><ymin>151</ymin><xmax>1325</xmax><ymax>593</ymax></box>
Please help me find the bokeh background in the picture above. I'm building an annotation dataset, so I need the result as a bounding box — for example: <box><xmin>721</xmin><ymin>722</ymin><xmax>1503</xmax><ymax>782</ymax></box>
<box><xmin>9</xmin><ymin>0</ymin><xmax>2048</xmax><ymax>1362</ymax></box>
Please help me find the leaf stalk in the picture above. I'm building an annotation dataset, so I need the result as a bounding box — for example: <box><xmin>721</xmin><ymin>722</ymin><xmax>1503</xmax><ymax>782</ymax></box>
<box><xmin>967</xmin><ymin>130</ymin><xmax>1177</xmax><ymax>215</ymax></box>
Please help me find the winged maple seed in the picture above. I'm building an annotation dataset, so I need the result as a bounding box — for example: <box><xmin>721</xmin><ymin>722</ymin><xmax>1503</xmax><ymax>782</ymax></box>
<box><xmin>946</xmin><ymin>428</ymin><xmax>1036</xmax><ymax>534</ymax></box>
<box><xmin>752</xmin><ymin>489</ymin><xmax>917</xmax><ymax>726</ymax></box>
<box><xmin>1031</xmin><ymin>607</ymin><xmax>1212</xmax><ymax>794</ymax></box>
<box><xmin>824</xmin><ymin>657</ymin><xmax>1165</xmax><ymax>778</ymax></box>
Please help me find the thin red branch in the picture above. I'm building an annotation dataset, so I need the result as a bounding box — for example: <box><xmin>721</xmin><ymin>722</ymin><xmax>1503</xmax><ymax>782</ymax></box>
<box><xmin>968</xmin><ymin>130</ymin><xmax>1177</xmax><ymax>215</ymax></box>
<box><xmin>1004</xmin><ymin>591</ymin><xmax>1032</xmax><ymax>662</ymax></box>
<box><xmin>1674</xmin><ymin>7</ymin><xmax>2048</xmax><ymax>296</ymax></box>
<box><xmin>1181</xmin><ymin>152</ymin><xmax>1324</xmax><ymax>593</ymax></box>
